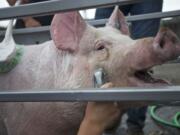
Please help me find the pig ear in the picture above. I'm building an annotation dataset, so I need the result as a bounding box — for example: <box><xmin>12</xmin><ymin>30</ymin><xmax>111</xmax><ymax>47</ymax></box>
<box><xmin>50</xmin><ymin>11</ymin><xmax>87</xmax><ymax>52</ymax></box>
<box><xmin>106</xmin><ymin>6</ymin><xmax>130</xmax><ymax>35</ymax></box>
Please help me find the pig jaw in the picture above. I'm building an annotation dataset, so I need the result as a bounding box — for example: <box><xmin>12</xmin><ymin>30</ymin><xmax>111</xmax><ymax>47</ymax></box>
<box><xmin>126</xmin><ymin>28</ymin><xmax>180</xmax><ymax>87</ymax></box>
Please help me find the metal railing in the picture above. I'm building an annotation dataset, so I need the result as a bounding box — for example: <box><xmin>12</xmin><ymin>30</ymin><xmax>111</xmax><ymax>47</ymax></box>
<box><xmin>0</xmin><ymin>0</ymin><xmax>180</xmax><ymax>103</ymax></box>
<box><xmin>0</xmin><ymin>0</ymin><xmax>144</xmax><ymax>20</ymax></box>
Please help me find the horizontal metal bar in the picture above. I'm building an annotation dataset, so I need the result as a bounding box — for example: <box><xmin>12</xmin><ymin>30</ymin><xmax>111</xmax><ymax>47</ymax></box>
<box><xmin>0</xmin><ymin>26</ymin><xmax>51</xmax><ymax>44</ymax></box>
<box><xmin>6</xmin><ymin>26</ymin><xmax>50</xmax><ymax>35</ymax></box>
<box><xmin>127</xmin><ymin>10</ymin><xmax>180</xmax><ymax>22</ymax></box>
<box><xmin>0</xmin><ymin>86</ymin><xmax>180</xmax><ymax>103</ymax></box>
<box><xmin>89</xmin><ymin>10</ymin><xmax>180</xmax><ymax>27</ymax></box>
<box><xmin>0</xmin><ymin>0</ymin><xmax>144</xmax><ymax>20</ymax></box>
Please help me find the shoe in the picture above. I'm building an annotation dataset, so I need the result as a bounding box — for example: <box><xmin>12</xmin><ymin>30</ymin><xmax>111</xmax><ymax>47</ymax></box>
<box><xmin>126</xmin><ymin>129</ymin><xmax>144</xmax><ymax>135</ymax></box>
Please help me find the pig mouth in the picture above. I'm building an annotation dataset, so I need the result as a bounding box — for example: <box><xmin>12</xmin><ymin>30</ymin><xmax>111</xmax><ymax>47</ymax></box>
<box><xmin>134</xmin><ymin>69</ymin><xmax>170</xmax><ymax>86</ymax></box>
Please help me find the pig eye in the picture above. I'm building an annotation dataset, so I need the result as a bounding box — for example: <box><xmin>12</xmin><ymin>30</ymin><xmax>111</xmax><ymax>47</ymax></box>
<box><xmin>95</xmin><ymin>43</ymin><xmax>106</xmax><ymax>51</ymax></box>
<box><xmin>97</xmin><ymin>45</ymin><xmax>105</xmax><ymax>50</ymax></box>
<box><xmin>95</xmin><ymin>40</ymin><xmax>109</xmax><ymax>51</ymax></box>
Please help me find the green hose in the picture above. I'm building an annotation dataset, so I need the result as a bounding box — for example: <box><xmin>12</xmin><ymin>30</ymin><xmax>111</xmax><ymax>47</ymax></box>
<box><xmin>149</xmin><ymin>106</ymin><xmax>180</xmax><ymax>129</ymax></box>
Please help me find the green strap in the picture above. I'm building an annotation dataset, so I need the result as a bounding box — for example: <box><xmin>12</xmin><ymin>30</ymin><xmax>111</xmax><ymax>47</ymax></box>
<box><xmin>0</xmin><ymin>45</ymin><xmax>23</xmax><ymax>73</ymax></box>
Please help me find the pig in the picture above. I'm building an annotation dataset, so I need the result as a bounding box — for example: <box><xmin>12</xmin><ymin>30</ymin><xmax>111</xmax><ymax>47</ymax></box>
<box><xmin>0</xmin><ymin>6</ymin><xmax>180</xmax><ymax>135</ymax></box>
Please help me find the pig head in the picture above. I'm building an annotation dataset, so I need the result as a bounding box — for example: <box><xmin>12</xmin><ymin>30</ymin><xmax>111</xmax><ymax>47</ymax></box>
<box><xmin>0</xmin><ymin>6</ymin><xmax>180</xmax><ymax>135</ymax></box>
<box><xmin>50</xmin><ymin>6</ymin><xmax>180</xmax><ymax>88</ymax></box>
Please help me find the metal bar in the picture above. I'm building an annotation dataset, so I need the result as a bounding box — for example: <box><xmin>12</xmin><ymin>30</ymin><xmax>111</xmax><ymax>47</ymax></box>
<box><xmin>0</xmin><ymin>26</ymin><xmax>51</xmax><ymax>44</ymax></box>
<box><xmin>0</xmin><ymin>86</ymin><xmax>180</xmax><ymax>102</ymax></box>
<box><xmin>89</xmin><ymin>10</ymin><xmax>180</xmax><ymax>26</ymax></box>
<box><xmin>0</xmin><ymin>0</ymin><xmax>145</xmax><ymax>20</ymax></box>
<box><xmin>1</xmin><ymin>9</ymin><xmax>180</xmax><ymax>36</ymax></box>
<box><xmin>6</xmin><ymin>26</ymin><xmax>50</xmax><ymax>35</ymax></box>
<box><xmin>127</xmin><ymin>10</ymin><xmax>180</xmax><ymax>22</ymax></box>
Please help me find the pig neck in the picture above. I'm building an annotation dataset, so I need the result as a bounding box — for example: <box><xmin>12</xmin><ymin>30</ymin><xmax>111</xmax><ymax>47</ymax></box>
<box><xmin>35</xmin><ymin>42</ymin><xmax>93</xmax><ymax>89</ymax></box>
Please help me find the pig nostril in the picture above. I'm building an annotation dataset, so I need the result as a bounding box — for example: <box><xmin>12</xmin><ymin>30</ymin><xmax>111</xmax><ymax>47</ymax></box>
<box><xmin>159</xmin><ymin>39</ymin><xmax>165</xmax><ymax>49</ymax></box>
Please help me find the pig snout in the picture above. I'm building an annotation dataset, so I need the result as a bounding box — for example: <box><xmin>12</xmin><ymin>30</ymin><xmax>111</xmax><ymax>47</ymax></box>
<box><xmin>153</xmin><ymin>27</ymin><xmax>180</xmax><ymax>62</ymax></box>
<box><xmin>126</xmin><ymin>27</ymin><xmax>180</xmax><ymax>87</ymax></box>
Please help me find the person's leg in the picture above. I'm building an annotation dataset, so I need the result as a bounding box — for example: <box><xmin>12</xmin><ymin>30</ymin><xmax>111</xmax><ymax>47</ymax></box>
<box><xmin>127</xmin><ymin>107</ymin><xmax>147</xmax><ymax>134</ymax></box>
<box><xmin>130</xmin><ymin>0</ymin><xmax>163</xmax><ymax>39</ymax></box>
<box><xmin>95</xmin><ymin>5</ymin><xmax>131</xmax><ymax>20</ymax></box>
<box><xmin>95</xmin><ymin>7</ymin><xmax>114</xmax><ymax>19</ymax></box>
<box><xmin>127</xmin><ymin>1</ymin><xmax>163</xmax><ymax>134</ymax></box>
<box><xmin>0</xmin><ymin>116</ymin><xmax>8</xmax><ymax>135</ymax></box>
